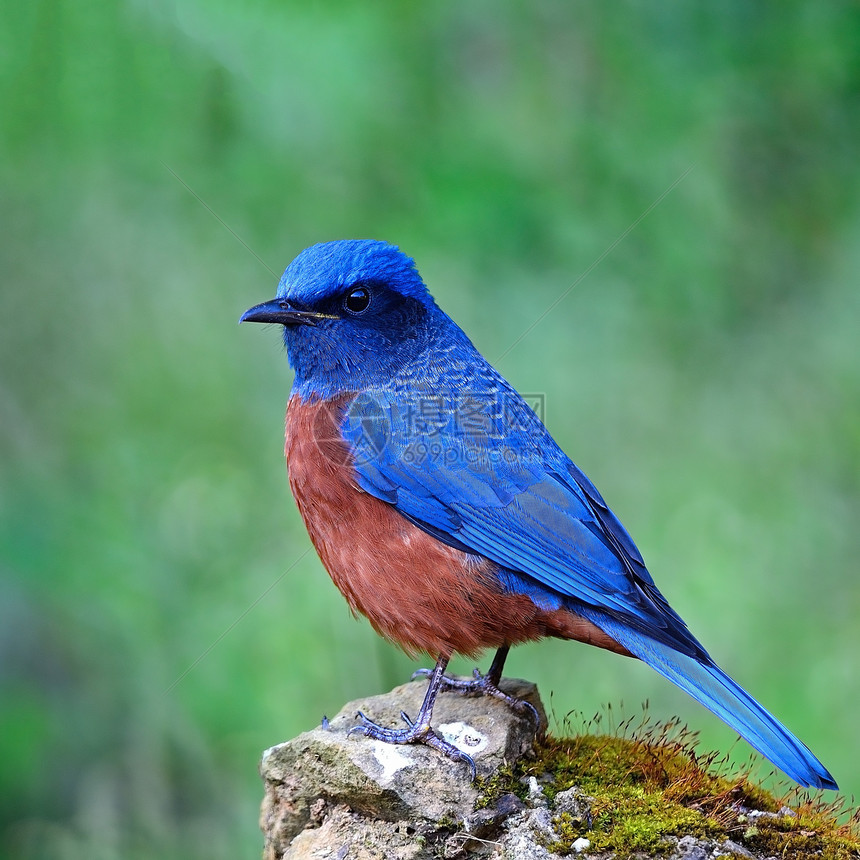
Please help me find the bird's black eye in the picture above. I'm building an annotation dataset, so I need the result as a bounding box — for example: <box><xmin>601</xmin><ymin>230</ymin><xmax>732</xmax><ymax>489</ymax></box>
<box><xmin>343</xmin><ymin>286</ymin><xmax>371</xmax><ymax>314</ymax></box>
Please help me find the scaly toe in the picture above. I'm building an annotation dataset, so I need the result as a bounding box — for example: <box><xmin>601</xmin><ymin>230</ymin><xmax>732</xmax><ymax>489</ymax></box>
<box><xmin>347</xmin><ymin>710</ymin><xmax>477</xmax><ymax>777</ymax></box>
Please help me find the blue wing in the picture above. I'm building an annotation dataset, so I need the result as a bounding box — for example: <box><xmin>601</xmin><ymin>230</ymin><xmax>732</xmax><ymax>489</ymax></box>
<box><xmin>343</xmin><ymin>384</ymin><xmax>704</xmax><ymax>658</ymax></box>
<box><xmin>341</xmin><ymin>379</ymin><xmax>837</xmax><ymax>790</ymax></box>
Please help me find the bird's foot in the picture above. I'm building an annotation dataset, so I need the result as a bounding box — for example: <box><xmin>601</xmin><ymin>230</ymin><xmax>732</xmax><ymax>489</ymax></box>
<box><xmin>348</xmin><ymin>709</ymin><xmax>477</xmax><ymax>779</ymax></box>
<box><xmin>411</xmin><ymin>665</ymin><xmax>540</xmax><ymax>728</ymax></box>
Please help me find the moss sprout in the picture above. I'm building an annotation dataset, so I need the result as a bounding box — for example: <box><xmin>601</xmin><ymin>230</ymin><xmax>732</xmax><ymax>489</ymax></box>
<box><xmin>475</xmin><ymin>705</ymin><xmax>859</xmax><ymax>859</ymax></box>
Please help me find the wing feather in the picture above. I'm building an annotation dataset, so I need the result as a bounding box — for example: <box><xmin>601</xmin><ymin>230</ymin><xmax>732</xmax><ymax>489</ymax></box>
<box><xmin>342</xmin><ymin>386</ymin><xmax>705</xmax><ymax>658</ymax></box>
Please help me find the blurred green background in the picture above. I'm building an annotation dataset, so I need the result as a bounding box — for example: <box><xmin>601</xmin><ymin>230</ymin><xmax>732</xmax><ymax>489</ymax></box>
<box><xmin>2</xmin><ymin>2</ymin><xmax>859</xmax><ymax>857</ymax></box>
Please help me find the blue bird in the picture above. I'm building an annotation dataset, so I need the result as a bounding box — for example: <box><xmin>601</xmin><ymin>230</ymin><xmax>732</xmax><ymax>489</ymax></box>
<box><xmin>241</xmin><ymin>239</ymin><xmax>837</xmax><ymax>789</ymax></box>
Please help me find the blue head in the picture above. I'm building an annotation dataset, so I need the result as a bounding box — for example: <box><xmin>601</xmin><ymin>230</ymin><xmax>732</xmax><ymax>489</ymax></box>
<box><xmin>241</xmin><ymin>240</ymin><xmax>449</xmax><ymax>398</ymax></box>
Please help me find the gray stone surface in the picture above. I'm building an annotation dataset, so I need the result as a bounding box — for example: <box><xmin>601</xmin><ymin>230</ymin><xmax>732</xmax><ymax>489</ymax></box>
<box><xmin>259</xmin><ymin>677</ymin><xmax>770</xmax><ymax>859</ymax></box>
<box><xmin>260</xmin><ymin>675</ymin><xmax>544</xmax><ymax>858</ymax></box>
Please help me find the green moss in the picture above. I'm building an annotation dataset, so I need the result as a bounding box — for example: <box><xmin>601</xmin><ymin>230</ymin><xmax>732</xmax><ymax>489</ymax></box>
<box><xmin>545</xmin><ymin>783</ymin><xmax>722</xmax><ymax>855</ymax></box>
<box><xmin>736</xmin><ymin>798</ymin><xmax>860</xmax><ymax>860</ymax></box>
<box><xmin>433</xmin><ymin>813</ymin><xmax>459</xmax><ymax>830</ymax></box>
<box><xmin>475</xmin><ymin>713</ymin><xmax>860</xmax><ymax>859</ymax></box>
<box><xmin>474</xmin><ymin>763</ymin><xmax>532</xmax><ymax>810</ymax></box>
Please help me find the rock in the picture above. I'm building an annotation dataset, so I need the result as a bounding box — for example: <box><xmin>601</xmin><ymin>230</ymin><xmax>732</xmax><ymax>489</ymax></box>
<box><xmin>553</xmin><ymin>786</ymin><xmax>593</xmax><ymax>823</ymax></box>
<box><xmin>524</xmin><ymin>775</ymin><xmax>548</xmax><ymax>807</ymax></box>
<box><xmin>673</xmin><ymin>835</ymin><xmax>711</xmax><ymax>860</ymax></box>
<box><xmin>259</xmin><ymin>678</ymin><xmax>789</xmax><ymax>860</ymax></box>
<box><xmin>668</xmin><ymin>835</ymin><xmax>755</xmax><ymax>860</ymax></box>
<box><xmin>260</xmin><ymin>675</ymin><xmax>544</xmax><ymax>859</ymax></box>
<box><xmin>282</xmin><ymin>804</ymin><xmax>426</xmax><ymax>860</ymax></box>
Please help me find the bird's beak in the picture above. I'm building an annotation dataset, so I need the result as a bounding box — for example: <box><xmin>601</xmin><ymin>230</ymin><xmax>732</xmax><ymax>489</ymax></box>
<box><xmin>239</xmin><ymin>298</ymin><xmax>337</xmax><ymax>327</ymax></box>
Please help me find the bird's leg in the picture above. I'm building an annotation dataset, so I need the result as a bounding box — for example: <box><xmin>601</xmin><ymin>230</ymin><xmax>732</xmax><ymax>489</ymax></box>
<box><xmin>412</xmin><ymin>645</ymin><xmax>540</xmax><ymax>726</ymax></box>
<box><xmin>349</xmin><ymin>654</ymin><xmax>477</xmax><ymax>778</ymax></box>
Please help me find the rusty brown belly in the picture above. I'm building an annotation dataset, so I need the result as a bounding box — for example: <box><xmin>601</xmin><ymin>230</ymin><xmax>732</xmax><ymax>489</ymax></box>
<box><xmin>284</xmin><ymin>394</ymin><xmax>629</xmax><ymax>660</ymax></box>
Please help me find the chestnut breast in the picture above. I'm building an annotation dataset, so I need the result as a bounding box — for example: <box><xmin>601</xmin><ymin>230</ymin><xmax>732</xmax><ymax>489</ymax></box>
<box><xmin>284</xmin><ymin>394</ymin><xmax>628</xmax><ymax>659</ymax></box>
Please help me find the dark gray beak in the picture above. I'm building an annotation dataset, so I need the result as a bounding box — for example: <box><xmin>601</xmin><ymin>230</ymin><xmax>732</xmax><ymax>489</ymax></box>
<box><xmin>239</xmin><ymin>298</ymin><xmax>336</xmax><ymax>327</ymax></box>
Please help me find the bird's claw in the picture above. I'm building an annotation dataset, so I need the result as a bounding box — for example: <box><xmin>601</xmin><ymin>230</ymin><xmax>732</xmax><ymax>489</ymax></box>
<box><xmin>347</xmin><ymin>709</ymin><xmax>374</xmax><ymax>738</ymax></box>
<box><xmin>347</xmin><ymin>709</ymin><xmax>477</xmax><ymax>780</ymax></box>
<box><xmin>411</xmin><ymin>664</ymin><xmax>541</xmax><ymax>729</ymax></box>
<box><xmin>422</xmin><ymin>732</ymin><xmax>477</xmax><ymax>780</ymax></box>
<box><xmin>504</xmin><ymin>695</ymin><xmax>541</xmax><ymax>727</ymax></box>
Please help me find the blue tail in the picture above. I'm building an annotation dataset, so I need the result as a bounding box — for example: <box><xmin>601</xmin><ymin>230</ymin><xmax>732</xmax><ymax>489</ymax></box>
<box><xmin>580</xmin><ymin>611</ymin><xmax>838</xmax><ymax>790</ymax></box>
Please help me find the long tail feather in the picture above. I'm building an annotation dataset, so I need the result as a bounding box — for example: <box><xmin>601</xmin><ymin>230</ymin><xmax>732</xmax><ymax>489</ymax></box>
<box><xmin>581</xmin><ymin>611</ymin><xmax>837</xmax><ymax>790</ymax></box>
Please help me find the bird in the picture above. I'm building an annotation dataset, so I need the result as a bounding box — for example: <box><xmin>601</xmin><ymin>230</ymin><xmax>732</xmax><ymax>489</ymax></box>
<box><xmin>240</xmin><ymin>239</ymin><xmax>837</xmax><ymax>790</ymax></box>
